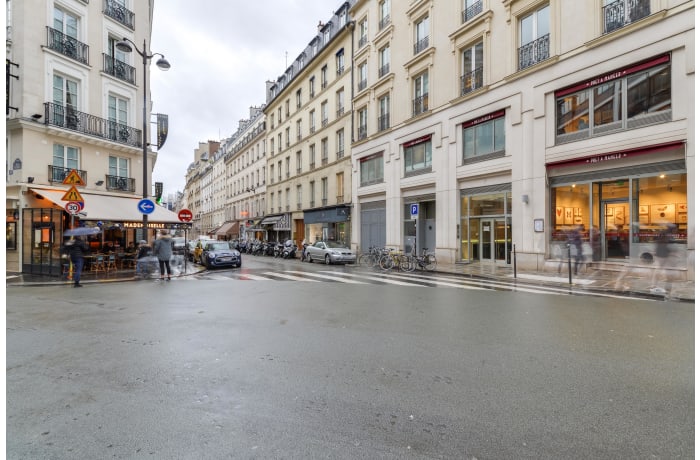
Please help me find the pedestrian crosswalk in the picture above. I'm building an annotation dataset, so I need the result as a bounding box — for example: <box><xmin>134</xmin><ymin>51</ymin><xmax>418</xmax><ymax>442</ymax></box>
<box><xmin>188</xmin><ymin>268</ymin><xmax>640</xmax><ymax>299</ymax></box>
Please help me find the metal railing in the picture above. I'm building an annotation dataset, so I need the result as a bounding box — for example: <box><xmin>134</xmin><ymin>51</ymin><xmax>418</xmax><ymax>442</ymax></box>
<box><xmin>44</xmin><ymin>102</ymin><xmax>142</xmax><ymax>148</ymax></box>
<box><xmin>378</xmin><ymin>63</ymin><xmax>390</xmax><ymax>78</ymax></box>
<box><xmin>103</xmin><ymin>0</ymin><xmax>135</xmax><ymax>30</ymax></box>
<box><xmin>48</xmin><ymin>165</ymin><xmax>87</xmax><ymax>184</ymax></box>
<box><xmin>358</xmin><ymin>35</ymin><xmax>367</xmax><ymax>48</ymax></box>
<box><xmin>106</xmin><ymin>174</ymin><xmax>135</xmax><ymax>192</ymax></box>
<box><xmin>463</xmin><ymin>0</ymin><xmax>483</xmax><ymax>23</ymax></box>
<box><xmin>603</xmin><ymin>0</ymin><xmax>650</xmax><ymax>34</ymax></box>
<box><xmin>378</xmin><ymin>114</ymin><xmax>390</xmax><ymax>132</ymax></box>
<box><xmin>461</xmin><ymin>67</ymin><xmax>484</xmax><ymax>95</ymax></box>
<box><xmin>102</xmin><ymin>54</ymin><xmax>135</xmax><ymax>84</ymax></box>
<box><xmin>357</xmin><ymin>126</ymin><xmax>367</xmax><ymax>140</ymax></box>
<box><xmin>46</xmin><ymin>27</ymin><xmax>89</xmax><ymax>65</ymax></box>
<box><xmin>518</xmin><ymin>34</ymin><xmax>549</xmax><ymax>70</ymax></box>
<box><xmin>412</xmin><ymin>94</ymin><xmax>429</xmax><ymax>116</ymax></box>
<box><xmin>414</xmin><ymin>36</ymin><xmax>429</xmax><ymax>55</ymax></box>
<box><xmin>358</xmin><ymin>79</ymin><xmax>367</xmax><ymax>91</ymax></box>
<box><xmin>379</xmin><ymin>15</ymin><xmax>391</xmax><ymax>31</ymax></box>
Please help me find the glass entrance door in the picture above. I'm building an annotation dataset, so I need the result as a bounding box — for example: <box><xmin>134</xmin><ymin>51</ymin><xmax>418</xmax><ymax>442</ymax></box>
<box><xmin>480</xmin><ymin>220</ymin><xmax>492</xmax><ymax>260</ymax></box>
<box><xmin>602</xmin><ymin>200</ymin><xmax>629</xmax><ymax>260</ymax></box>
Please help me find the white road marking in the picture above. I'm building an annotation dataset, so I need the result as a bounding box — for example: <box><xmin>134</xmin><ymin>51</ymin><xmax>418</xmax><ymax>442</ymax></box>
<box><xmin>284</xmin><ymin>271</ymin><xmax>368</xmax><ymax>284</ymax></box>
<box><xmin>264</xmin><ymin>272</ymin><xmax>320</xmax><ymax>281</ymax></box>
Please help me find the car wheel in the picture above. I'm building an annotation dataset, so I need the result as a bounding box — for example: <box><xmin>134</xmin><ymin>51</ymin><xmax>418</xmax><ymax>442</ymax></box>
<box><xmin>325</xmin><ymin>254</ymin><xmax>332</xmax><ymax>265</ymax></box>
<box><xmin>306</xmin><ymin>252</ymin><xmax>313</xmax><ymax>263</ymax></box>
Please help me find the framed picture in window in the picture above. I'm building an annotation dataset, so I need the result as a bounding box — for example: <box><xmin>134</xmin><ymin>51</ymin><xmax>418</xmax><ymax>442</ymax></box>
<box><xmin>651</xmin><ymin>203</ymin><xmax>675</xmax><ymax>222</ymax></box>
<box><xmin>677</xmin><ymin>203</ymin><xmax>687</xmax><ymax>212</ymax></box>
<box><xmin>555</xmin><ymin>207</ymin><xmax>564</xmax><ymax>225</ymax></box>
<box><xmin>614</xmin><ymin>207</ymin><xmax>625</xmax><ymax>226</ymax></box>
<box><xmin>678</xmin><ymin>212</ymin><xmax>687</xmax><ymax>224</ymax></box>
<box><xmin>639</xmin><ymin>205</ymin><xmax>649</xmax><ymax>216</ymax></box>
<box><xmin>564</xmin><ymin>207</ymin><xmax>574</xmax><ymax>225</ymax></box>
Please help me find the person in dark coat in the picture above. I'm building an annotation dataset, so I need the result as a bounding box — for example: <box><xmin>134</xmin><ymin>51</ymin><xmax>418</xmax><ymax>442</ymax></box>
<box><xmin>153</xmin><ymin>229</ymin><xmax>173</xmax><ymax>281</ymax></box>
<box><xmin>135</xmin><ymin>240</ymin><xmax>152</xmax><ymax>276</ymax></box>
<box><xmin>62</xmin><ymin>236</ymin><xmax>89</xmax><ymax>287</ymax></box>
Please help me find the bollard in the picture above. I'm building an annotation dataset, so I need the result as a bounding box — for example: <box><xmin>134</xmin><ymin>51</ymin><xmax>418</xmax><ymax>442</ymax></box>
<box><xmin>567</xmin><ymin>243</ymin><xmax>572</xmax><ymax>285</ymax></box>
<box><xmin>512</xmin><ymin>243</ymin><xmax>517</xmax><ymax>278</ymax></box>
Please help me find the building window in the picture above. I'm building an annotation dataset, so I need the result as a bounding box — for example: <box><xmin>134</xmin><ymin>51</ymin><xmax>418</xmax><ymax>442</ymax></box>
<box><xmin>52</xmin><ymin>74</ymin><xmax>79</xmax><ymax>128</ymax></box>
<box><xmin>336</xmin><ymin>172</ymin><xmax>344</xmax><ymax>203</ymax></box>
<box><xmin>358</xmin><ymin>107</ymin><xmax>367</xmax><ymax>140</ymax></box>
<box><xmin>603</xmin><ymin>0</ymin><xmax>651</xmax><ymax>34</ymax></box>
<box><xmin>462</xmin><ymin>111</ymin><xmax>505</xmax><ymax>163</ymax></box>
<box><xmin>379</xmin><ymin>0</ymin><xmax>391</xmax><ymax>30</ymax></box>
<box><xmin>296</xmin><ymin>150</ymin><xmax>302</xmax><ymax>173</ymax></box>
<box><xmin>336</xmin><ymin>129</ymin><xmax>345</xmax><ymax>158</ymax></box>
<box><xmin>321</xmin><ymin>177</ymin><xmax>328</xmax><ymax>205</ymax></box>
<box><xmin>378</xmin><ymin>45</ymin><xmax>390</xmax><ymax>78</ymax></box>
<box><xmin>360</xmin><ymin>152</ymin><xmax>384</xmax><ymax>186</ymax></box>
<box><xmin>285</xmin><ymin>157</ymin><xmax>290</xmax><ymax>178</ymax></box>
<box><xmin>336</xmin><ymin>49</ymin><xmax>345</xmax><ymax>75</ymax></box>
<box><xmin>519</xmin><ymin>5</ymin><xmax>550</xmax><ymax>70</ymax></box>
<box><xmin>321</xmin><ymin>138</ymin><xmax>329</xmax><ymax>164</ymax></box>
<box><xmin>277</xmin><ymin>133</ymin><xmax>282</xmax><ymax>152</ymax></box>
<box><xmin>321</xmin><ymin>101</ymin><xmax>329</xmax><ymax>126</ymax></box>
<box><xmin>414</xmin><ymin>16</ymin><xmax>429</xmax><ymax>54</ymax></box>
<box><xmin>358</xmin><ymin>61</ymin><xmax>368</xmax><ymax>91</ymax></box>
<box><xmin>296</xmin><ymin>185</ymin><xmax>302</xmax><ymax>209</ymax></box>
<box><xmin>403</xmin><ymin>137</ymin><xmax>431</xmax><ymax>175</ymax></box>
<box><xmin>310</xmin><ymin>180</ymin><xmax>316</xmax><ymax>206</ymax></box>
<box><xmin>285</xmin><ymin>99</ymin><xmax>290</xmax><ymax>117</ymax></box>
<box><xmin>358</xmin><ymin>18</ymin><xmax>368</xmax><ymax>48</ymax></box>
<box><xmin>309</xmin><ymin>110</ymin><xmax>316</xmax><ymax>133</ymax></box>
<box><xmin>555</xmin><ymin>56</ymin><xmax>671</xmax><ymax>144</ymax></box>
<box><xmin>321</xmin><ymin>65</ymin><xmax>328</xmax><ymax>88</ymax></box>
<box><xmin>296</xmin><ymin>89</ymin><xmax>302</xmax><ymax>108</ymax></box>
<box><xmin>461</xmin><ymin>42</ymin><xmax>483</xmax><ymax>95</ymax></box>
<box><xmin>108</xmin><ymin>94</ymin><xmax>129</xmax><ymax>140</ymax></box>
<box><xmin>309</xmin><ymin>143</ymin><xmax>316</xmax><ymax>168</ymax></box>
<box><xmin>336</xmin><ymin>88</ymin><xmax>345</xmax><ymax>117</ymax></box>
<box><xmin>285</xmin><ymin>127</ymin><xmax>290</xmax><ymax>147</ymax></box>
<box><xmin>413</xmin><ymin>72</ymin><xmax>429</xmax><ymax>116</ymax></box>
<box><xmin>378</xmin><ymin>94</ymin><xmax>390</xmax><ymax>131</ymax></box>
<box><xmin>277</xmin><ymin>160</ymin><xmax>282</xmax><ymax>181</ymax></box>
<box><xmin>296</xmin><ymin>119</ymin><xmax>302</xmax><ymax>141</ymax></box>
<box><xmin>309</xmin><ymin>76</ymin><xmax>315</xmax><ymax>97</ymax></box>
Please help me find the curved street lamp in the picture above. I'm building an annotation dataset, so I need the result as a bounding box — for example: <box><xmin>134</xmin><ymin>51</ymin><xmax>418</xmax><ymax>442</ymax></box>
<box><xmin>115</xmin><ymin>38</ymin><xmax>170</xmax><ymax>240</ymax></box>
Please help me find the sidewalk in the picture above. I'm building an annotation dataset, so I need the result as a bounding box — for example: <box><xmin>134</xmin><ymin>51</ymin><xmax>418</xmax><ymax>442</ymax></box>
<box><xmin>6</xmin><ymin>258</ymin><xmax>694</xmax><ymax>302</ymax></box>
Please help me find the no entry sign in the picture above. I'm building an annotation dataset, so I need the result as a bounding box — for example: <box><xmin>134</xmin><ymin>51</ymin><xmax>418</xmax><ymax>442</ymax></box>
<box><xmin>178</xmin><ymin>209</ymin><xmax>193</xmax><ymax>222</ymax></box>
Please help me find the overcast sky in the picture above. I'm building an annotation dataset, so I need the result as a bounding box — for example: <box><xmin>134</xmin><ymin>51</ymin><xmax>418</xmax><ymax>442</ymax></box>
<box><xmin>150</xmin><ymin>1</ymin><xmax>341</xmax><ymax>198</ymax></box>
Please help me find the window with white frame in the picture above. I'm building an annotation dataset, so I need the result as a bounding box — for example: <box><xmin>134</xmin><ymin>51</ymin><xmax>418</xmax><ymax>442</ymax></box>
<box><xmin>52</xmin><ymin>73</ymin><xmax>79</xmax><ymax>127</ymax></box>
<box><xmin>413</xmin><ymin>71</ymin><xmax>429</xmax><ymax>116</ymax></box>
<box><xmin>109</xmin><ymin>155</ymin><xmax>128</xmax><ymax>177</ymax></box>
<box><xmin>321</xmin><ymin>177</ymin><xmax>328</xmax><ymax>203</ymax></box>
<box><xmin>358</xmin><ymin>18</ymin><xmax>368</xmax><ymax>47</ymax></box>
<box><xmin>52</xmin><ymin>144</ymin><xmax>79</xmax><ymax>181</ymax></box>
<box><xmin>336</xmin><ymin>129</ymin><xmax>345</xmax><ymax>158</ymax></box>
<box><xmin>321</xmin><ymin>138</ymin><xmax>329</xmax><ymax>163</ymax></box>
<box><xmin>461</xmin><ymin>41</ymin><xmax>484</xmax><ymax>95</ymax></box>
<box><xmin>321</xmin><ymin>101</ymin><xmax>328</xmax><ymax>126</ymax></box>
<box><xmin>519</xmin><ymin>5</ymin><xmax>550</xmax><ymax>70</ymax></box>
<box><xmin>296</xmin><ymin>89</ymin><xmax>302</xmax><ymax>108</ymax></box>
<box><xmin>336</xmin><ymin>88</ymin><xmax>345</xmax><ymax>116</ymax></box>
<box><xmin>378</xmin><ymin>94</ymin><xmax>390</xmax><ymax>131</ymax></box>
<box><xmin>463</xmin><ymin>0</ymin><xmax>483</xmax><ymax>23</ymax></box>
<box><xmin>309</xmin><ymin>76</ymin><xmax>315</xmax><ymax>97</ymax></box>
<box><xmin>379</xmin><ymin>0</ymin><xmax>390</xmax><ymax>29</ymax></box>
<box><xmin>358</xmin><ymin>107</ymin><xmax>368</xmax><ymax>140</ymax></box>
<box><xmin>108</xmin><ymin>94</ymin><xmax>129</xmax><ymax>140</ymax></box>
<box><xmin>379</xmin><ymin>45</ymin><xmax>390</xmax><ymax>78</ymax></box>
<box><xmin>53</xmin><ymin>6</ymin><xmax>78</xmax><ymax>38</ymax></box>
<box><xmin>309</xmin><ymin>110</ymin><xmax>316</xmax><ymax>133</ymax></box>
<box><xmin>336</xmin><ymin>49</ymin><xmax>345</xmax><ymax>75</ymax></box>
<box><xmin>309</xmin><ymin>143</ymin><xmax>316</xmax><ymax>167</ymax></box>
<box><xmin>296</xmin><ymin>150</ymin><xmax>302</xmax><ymax>172</ymax></box>
<box><xmin>414</xmin><ymin>16</ymin><xmax>430</xmax><ymax>54</ymax></box>
<box><xmin>358</xmin><ymin>61</ymin><xmax>368</xmax><ymax>91</ymax></box>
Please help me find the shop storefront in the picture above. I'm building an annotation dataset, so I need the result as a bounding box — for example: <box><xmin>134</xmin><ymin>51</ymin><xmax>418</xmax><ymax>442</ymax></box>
<box><xmin>304</xmin><ymin>205</ymin><xmax>351</xmax><ymax>246</ymax></box>
<box><xmin>259</xmin><ymin>213</ymin><xmax>291</xmax><ymax>242</ymax></box>
<box><xmin>459</xmin><ymin>184</ymin><xmax>512</xmax><ymax>264</ymax></box>
<box><xmin>547</xmin><ymin>143</ymin><xmax>687</xmax><ymax>266</ymax></box>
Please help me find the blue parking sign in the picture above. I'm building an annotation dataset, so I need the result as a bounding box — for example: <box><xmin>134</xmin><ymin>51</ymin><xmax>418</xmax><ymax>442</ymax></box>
<box><xmin>410</xmin><ymin>203</ymin><xmax>419</xmax><ymax>219</ymax></box>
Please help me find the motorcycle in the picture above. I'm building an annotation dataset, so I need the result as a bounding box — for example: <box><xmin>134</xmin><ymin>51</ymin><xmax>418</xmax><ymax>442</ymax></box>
<box><xmin>282</xmin><ymin>240</ymin><xmax>297</xmax><ymax>259</ymax></box>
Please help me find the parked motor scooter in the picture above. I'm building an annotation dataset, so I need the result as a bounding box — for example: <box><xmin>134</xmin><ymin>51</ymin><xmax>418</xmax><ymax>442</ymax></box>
<box><xmin>282</xmin><ymin>240</ymin><xmax>297</xmax><ymax>259</ymax></box>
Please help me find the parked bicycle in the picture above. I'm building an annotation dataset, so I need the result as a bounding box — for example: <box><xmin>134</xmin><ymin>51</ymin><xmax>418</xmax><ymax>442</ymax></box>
<box><xmin>378</xmin><ymin>248</ymin><xmax>412</xmax><ymax>272</ymax></box>
<box><xmin>358</xmin><ymin>246</ymin><xmax>386</xmax><ymax>269</ymax></box>
<box><xmin>403</xmin><ymin>247</ymin><xmax>437</xmax><ymax>272</ymax></box>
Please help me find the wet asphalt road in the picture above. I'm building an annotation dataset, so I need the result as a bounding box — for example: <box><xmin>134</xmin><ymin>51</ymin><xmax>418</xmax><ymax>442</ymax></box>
<box><xmin>6</xmin><ymin>281</ymin><xmax>694</xmax><ymax>459</ymax></box>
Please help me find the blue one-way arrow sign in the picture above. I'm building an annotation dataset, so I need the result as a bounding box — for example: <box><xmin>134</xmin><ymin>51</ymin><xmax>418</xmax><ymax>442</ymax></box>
<box><xmin>138</xmin><ymin>198</ymin><xmax>156</xmax><ymax>215</ymax></box>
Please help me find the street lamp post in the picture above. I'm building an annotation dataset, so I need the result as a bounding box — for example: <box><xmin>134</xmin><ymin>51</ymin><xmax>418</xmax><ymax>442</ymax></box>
<box><xmin>115</xmin><ymin>38</ymin><xmax>170</xmax><ymax>241</ymax></box>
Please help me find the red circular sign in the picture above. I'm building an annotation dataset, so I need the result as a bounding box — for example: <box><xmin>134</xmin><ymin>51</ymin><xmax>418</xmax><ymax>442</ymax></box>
<box><xmin>178</xmin><ymin>209</ymin><xmax>193</xmax><ymax>222</ymax></box>
<box><xmin>65</xmin><ymin>201</ymin><xmax>81</xmax><ymax>215</ymax></box>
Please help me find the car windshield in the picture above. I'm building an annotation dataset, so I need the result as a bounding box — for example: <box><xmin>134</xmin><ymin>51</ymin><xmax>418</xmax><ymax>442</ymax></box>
<box><xmin>325</xmin><ymin>241</ymin><xmax>347</xmax><ymax>249</ymax></box>
<box><xmin>208</xmin><ymin>242</ymin><xmax>230</xmax><ymax>250</ymax></box>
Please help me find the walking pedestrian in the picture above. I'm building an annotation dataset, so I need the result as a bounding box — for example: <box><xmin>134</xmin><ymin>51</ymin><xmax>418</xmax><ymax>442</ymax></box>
<box><xmin>134</xmin><ymin>240</ymin><xmax>152</xmax><ymax>277</ymax></box>
<box><xmin>153</xmin><ymin>229</ymin><xmax>173</xmax><ymax>281</ymax></box>
<box><xmin>62</xmin><ymin>236</ymin><xmax>89</xmax><ymax>287</ymax></box>
<box><xmin>650</xmin><ymin>223</ymin><xmax>675</xmax><ymax>294</ymax></box>
<box><xmin>571</xmin><ymin>225</ymin><xmax>585</xmax><ymax>275</ymax></box>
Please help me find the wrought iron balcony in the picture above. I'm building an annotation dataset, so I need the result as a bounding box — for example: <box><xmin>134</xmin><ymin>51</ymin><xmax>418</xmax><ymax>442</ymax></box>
<box><xmin>358</xmin><ymin>35</ymin><xmax>368</xmax><ymax>48</ymax></box>
<box><xmin>48</xmin><ymin>165</ymin><xmax>87</xmax><ymax>184</ymax></box>
<box><xmin>337</xmin><ymin>107</ymin><xmax>345</xmax><ymax>117</ymax></box>
<box><xmin>103</xmin><ymin>0</ymin><xmax>135</xmax><ymax>30</ymax></box>
<box><xmin>44</xmin><ymin>102</ymin><xmax>142</xmax><ymax>148</ymax></box>
<box><xmin>378</xmin><ymin>64</ymin><xmax>390</xmax><ymax>78</ymax></box>
<box><xmin>413</xmin><ymin>94</ymin><xmax>429</xmax><ymax>116</ymax></box>
<box><xmin>463</xmin><ymin>0</ymin><xmax>483</xmax><ymax>23</ymax></box>
<box><xmin>379</xmin><ymin>15</ymin><xmax>391</xmax><ymax>31</ymax></box>
<box><xmin>603</xmin><ymin>0</ymin><xmax>650</xmax><ymax>34</ymax></box>
<box><xmin>46</xmin><ymin>27</ymin><xmax>89</xmax><ymax>65</ymax></box>
<box><xmin>357</xmin><ymin>126</ymin><xmax>367</xmax><ymax>141</ymax></box>
<box><xmin>106</xmin><ymin>174</ymin><xmax>135</xmax><ymax>192</ymax></box>
<box><xmin>337</xmin><ymin>149</ymin><xmax>345</xmax><ymax>159</ymax></box>
<box><xmin>461</xmin><ymin>67</ymin><xmax>484</xmax><ymax>95</ymax></box>
<box><xmin>518</xmin><ymin>34</ymin><xmax>550</xmax><ymax>70</ymax></box>
<box><xmin>322</xmin><ymin>118</ymin><xmax>328</xmax><ymax>127</ymax></box>
<box><xmin>414</xmin><ymin>36</ymin><xmax>429</xmax><ymax>55</ymax></box>
<box><xmin>103</xmin><ymin>54</ymin><xmax>135</xmax><ymax>84</ymax></box>
<box><xmin>378</xmin><ymin>114</ymin><xmax>390</xmax><ymax>132</ymax></box>
<box><xmin>358</xmin><ymin>79</ymin><xmax>367</xmax><ymax>92</ymax></box>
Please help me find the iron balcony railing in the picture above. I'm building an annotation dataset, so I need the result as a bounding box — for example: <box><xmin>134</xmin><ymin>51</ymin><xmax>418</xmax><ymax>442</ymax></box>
<box><xmin>48</xmin><ymin>165</ymin><xmax>87</xmax><ymax>184</ymax></box>
<box><xmin>358</xmin><ymin>35</ymin><xmax>368</xmax><ymax>48</ymax></box>
<box><xmin>378</xmin><ymin>63</ymin><xmax>390</xmax><ymax>78</ymax></box>
<box><xmin>463</xmin><ymin>0</ymin><xmax>483</xmax><ymax>23</ymax></box>
<box><xmin>358</xmin><ymin>79</ymin><xmax>367</xmax><ymax>91</ymax></box>
<box><xmin>603</xmin><ymin>0</ymin><xmax>650</xmax><ymax>34</ymax></box>
<box><xmin>337</xmin><ymin>149</ymin><xmax>345</xmax><ymax>159</ymax></box>
<box><xmin>378</xmin><ymin>114</ymin><xmax>390</xmax><ymax>132</ymax></box>
<box><xmin>518</xmin><ymin>34</ymin><xmax>549</xmax><ymax>70</ymax></box>
<box><xmin>379</xmin><ymin>15</ymin><xmax>391</xmax><ymax>31</ymax></box>
<box><xmin>414</xmin><ymin>36</ymin><xmax>430</xmax><ymax>55</ymax></box>
<box><xmin>321</xmin><ymin>118</ymin><xmax>328</xmax><ymax>128</ymax></box>
<box><xmin>461</xmin><ymin>67</ymin><xmax>484</xmax><ymax>95</ymax></box>
<box><xmin>103</xmin><ymin>0</ymin><xmax>135</xmax><ymax>30</ymax></box>
<box><xmin>46</xmin><ymin>27</ymin><xmax>89</xmax><ymax>65</ymax></box>
<box><xmin>44</xmin><ymin>102</ymin><xmax>142</xmax><ymax>148</ymax></box>
<box><xmin>413</xmin><ymin>94</ymin><xmax>429</xmax><ymax>116</ymax></box>
<box><xmin>337</xmin><ymin>107</ymin><xmax>345</xmax><ymax>117</ymax></box>
<box><xmin>102</xmin><ymin>54</ymin><xmax>135</xmax><ymax>84</ymax></box>
<box><xmin>106</xmin><ymin>174</ymin><xmax>135</xmax><ymax>192</ymax></box>
<box><xmin>358</xmin><ymin>126</ymin><xmax>367</xmax><ymax>140</ymax></box>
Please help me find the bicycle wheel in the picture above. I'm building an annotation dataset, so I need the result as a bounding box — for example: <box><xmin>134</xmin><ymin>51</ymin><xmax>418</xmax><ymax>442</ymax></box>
<box><xmin>400</xmin><ymin>255</ymin><xmax>415</xmax><ymax>272</ymax></box>
<box><xmin>358</xmin><ymin>253</ymin><xmax>373</xmax><ymax>268</ymax></box>
<box><xmin>424</xmin><ymin>254</ymin><xmax>437</xmax><ymax>271</ymax></box>
<box><xmin>378</xmin><ymin>254</ymin><xmax>394</xmax><ymax>271</ymax></box>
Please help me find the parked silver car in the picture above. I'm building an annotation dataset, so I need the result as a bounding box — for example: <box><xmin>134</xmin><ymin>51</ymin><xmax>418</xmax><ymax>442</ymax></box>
<box><xmin>305</xmin><ymin>241</ymin><xmax>356</xmax><ymax>265</ymax></box>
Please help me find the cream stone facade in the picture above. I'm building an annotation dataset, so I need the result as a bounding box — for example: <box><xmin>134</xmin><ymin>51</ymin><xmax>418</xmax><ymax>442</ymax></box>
<box><xmin>5</xmin><ymin>0</ymin><xmax>183</xmax><ymax>275</ymax></box>
<box><xmin>262</xmin><ymin>2</ymin><xmax>356</xmax><ymax>247</ymax></box>
<box><xmin>349</xmin><ymin>0</ymin><xmax>694</xmax><ymax>280</ymax></box>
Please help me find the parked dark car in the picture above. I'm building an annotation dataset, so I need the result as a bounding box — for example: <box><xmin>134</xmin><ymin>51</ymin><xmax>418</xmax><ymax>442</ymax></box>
<box><xmin>200</xmin><ymin>241</ymin><xmax>241</xmax><ymax>269</ymax></box>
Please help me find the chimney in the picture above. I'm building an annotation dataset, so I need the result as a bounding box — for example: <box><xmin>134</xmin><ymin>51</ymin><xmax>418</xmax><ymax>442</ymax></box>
<box><xmin>318</xmin><ymin>21</ymin><xmax>324</xmax><ymax>32</ymax></box>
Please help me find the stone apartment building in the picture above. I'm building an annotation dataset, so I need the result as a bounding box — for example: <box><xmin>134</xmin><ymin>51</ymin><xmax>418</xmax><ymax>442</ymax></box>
<box><xmin>5</xmin><ymin>0</ymin><xmax>182</xmax><ymax>275</ymax></box>
<box><xmin>348</xmin><ymin>0</ymin><xmax>694</xmax><ymax>280</ymax></box>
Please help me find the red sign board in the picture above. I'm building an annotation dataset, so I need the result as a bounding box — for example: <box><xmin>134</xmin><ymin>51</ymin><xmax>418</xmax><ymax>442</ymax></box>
<box><xmin>178</xmin><ymin>209</ymin><xmax>193</xmax><ymax>222</ymax></box>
